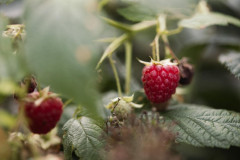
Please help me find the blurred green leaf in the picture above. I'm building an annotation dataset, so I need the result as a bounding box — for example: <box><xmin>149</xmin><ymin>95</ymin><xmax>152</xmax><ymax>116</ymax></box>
<box><xmin>179</xmin><ymin>12</ymin><xmax>240</xmax><ymax>29</ymax></box>
<box><xmin>219</xmin><ymin>52</ymin><xmax>240</xmax><ymax>81</ymax></box>
<box><xmin>160</xmin><ymin>104</ymin><xmax>240</xmax><ymax>148</ymax></box>
<box><xmin>118</xmin><ymin>0</ymin><xmax>197</xmax><ymax>22</ymax></box>
<box><xmin>0</xmin><ymin>80</ymin><xmax>21</xmax><ymax>95</ymax></box>
<box><xmin>0</xmin><ymin>110</ymin><xmax>16</xmax><ymax>129</ymax></box>
<box><xmin>24</xmin><ymin>0</ymin><xmax>103</xmax><ymax>114</ymax></box>
<box><xmin>0</xmin><ymin>0</ymin><xmax>14</xmax><ymax>5</ymax></box>
<box><xmin>0</xmin><ymin>17</ymin><xmax>26</xmax><ymax>81</ymax></box>
<box><xmin>117</xmin><ymin>5</ymin><xmax>157</xmax><ymax>22</ymax></box>
<box><xmin>63</xmin><ymin>116</ymin><xmax>106</xmax><ymax>160</ymax></box>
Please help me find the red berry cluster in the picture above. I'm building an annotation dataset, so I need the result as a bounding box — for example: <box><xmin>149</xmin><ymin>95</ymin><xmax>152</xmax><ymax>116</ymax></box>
<box><xmin>22</xmin><ymin>92</ymin><xmax>63</xmax><ymax>134</ymax></box>
<box><xmin>141</xmin><ymin>64</ymin><xmax>180</xmax><ymax>103</ymax></box>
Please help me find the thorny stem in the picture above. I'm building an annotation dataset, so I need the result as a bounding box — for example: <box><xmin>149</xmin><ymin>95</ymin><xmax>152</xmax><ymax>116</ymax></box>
<box><xmin>109</xmin><ymin>55</ymin><xmax>122</xmax><ymax>97</ymax></box>
<box><xmin>124</xmin><ymin>39</ymin><xmax>132</xmax><ymax>95</ymax></box>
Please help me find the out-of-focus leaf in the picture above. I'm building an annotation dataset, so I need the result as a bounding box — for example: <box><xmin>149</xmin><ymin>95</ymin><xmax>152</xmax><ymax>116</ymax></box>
<box><xmin>117</xmin><ymin>5</ymin><xmax>157</xmax><ymax>22</ymax></box>
<box><xmin>24</xmin><ymin>0</ymin><xmax>103</xmax><ymax>115</ymax></box>
<box><xmin>0</xmin><ymin>110</ymin><xmax>16</xmax><ymax>129</ymax></box>
<box><xmin>118</xmin><ymin>0</ymin><xmax>197</xmax><ymax>22</ymax></box>
<box><xmin>0</xmin><ymin>0</ymin><xmax>14</xmax><ymax>5</ymax></box>
<box><xmin>0</xmin><ymin>80</ymin><xmax>23</xmax><ymax>96</ymax></box>
<box><xmin>0</xmin><ymin>129</ymin><xmax>10</xmax><ymax>160</ymax></box>
<box><xmin>219</xmin><ymin>52</ymin><xmax>240</xmax><ymax>81</ymax></box>
<box><xmin>160</xmin><ymin>104</ymin><xmax>240</xmax><ymax>148</ymax></box>
<box><xmin>0</xmin><ymin>17</ymin><xmax>26</xmax><ymax>81</ymax></box>
<box><xmin>63</xmin><ymin>116</ymin><xmax>106</xmax><ymax>160</ymax></box>
<box><xmin>179</xmin><ymin>12</ymin><xmax>240</xmax><ymax>29</ymax></box>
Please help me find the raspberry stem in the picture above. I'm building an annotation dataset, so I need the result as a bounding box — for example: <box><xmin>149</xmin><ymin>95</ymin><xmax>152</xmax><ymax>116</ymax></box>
<box><xmin>151</xmin><ymin>42</ymin><xmax>156</xmax><ymax>60</ymax></box>
<box><xmin>108</xmin><ymin>55</ymin><xmax>122</xmax><ymax>97</ymax></box>
<box><xmin>124</xmin><ymin>39</ymin><xmax>132</xmax><ymax>95</ymax></box>
<box><xmin>163</xmin><ymin>41</ymin><xmax>179</xmax><ymax>63</ymax></box>
<box><xmin>154</xmin><ymin>34</ymin><xmax>160</xmax><ymax>61</ymax></box>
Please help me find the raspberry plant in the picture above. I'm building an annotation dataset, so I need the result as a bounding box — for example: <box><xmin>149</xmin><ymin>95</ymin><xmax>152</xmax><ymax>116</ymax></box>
<box><xmin>1</xmin><ymin>0</ymin><xmax>240</xmax><ymax>160</ymax></box>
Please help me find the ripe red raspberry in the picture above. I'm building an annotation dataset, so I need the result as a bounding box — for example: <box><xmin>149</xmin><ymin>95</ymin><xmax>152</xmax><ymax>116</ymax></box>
<box><xmin>21</xmin><ymin>89</ymin><xmax>63</xmax><ymax>134</ymax></box>
<box><xmin>141</xmin><ymin>64</ymin><xmax>180</xmax><ymax>103</ymax></box>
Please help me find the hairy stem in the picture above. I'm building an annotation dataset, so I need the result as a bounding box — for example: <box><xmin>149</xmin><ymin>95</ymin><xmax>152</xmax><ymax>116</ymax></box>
<box><xmin>124</xmin><ymin>39</ymin><xmax>132</xmax><ymax>95</ymax></box>
<box><xmin>151</xmin><ymin>43</ymin><xmax>156</xmax><ymax>60</ymax></box>
<box><xmin>164</xmin><ymin>27</ymin><xmax>183</xmax><ymax>36</ymax></box>
<box><xmin>132</xmin><ymin>20</ymin><xmax>157</xmax><ymax>32</ymax></box>
<box><xmin>108</xmin><ymin>55</ymin><xmax>122</xmax><ymax>97</ymax></box>
<box><xmin>162</xmin><ymin>35</ymin><xmax>179</xmax><ymax>62</ymax></box>
<box><xmin>155</xmin><ymin>34</ymin><xmax>160</xmax><ymax>61</ymax></box>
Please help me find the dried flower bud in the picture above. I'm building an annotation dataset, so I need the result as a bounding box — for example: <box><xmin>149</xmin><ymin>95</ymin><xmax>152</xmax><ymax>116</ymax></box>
<box><xmin>174</xmin><ymin>58</ymin><xmax>194</xmax><ymax>85</ymax></box>
<box><xmin>24</xmin><ymin>75</ymin><xmax>37</xmax><ymax>93</ymax></box>
<box><xmin>13</xmin><ymin>75</ymin><xmax>37</xmax><ymax>100</ymax></box>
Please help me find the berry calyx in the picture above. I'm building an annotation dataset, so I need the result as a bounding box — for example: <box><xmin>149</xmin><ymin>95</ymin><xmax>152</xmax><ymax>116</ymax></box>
<box><xmin>23</xmin><ymin>75</ymin><xmax>37</xmax><ymax>93</ymax></box>
<box><xmin>13</xmin><ymin>75</ymin><xmax>37</xmax><ymax>100</ymax></box>
<box><xmin>20</xmin><ymin>87</ymin><xmax>63</xmax><ymax>134</ymax></box>
<box><xmin>140</xmin><ymin>59</ymin><xmax>180</xmax><ymax>103</ymax></box>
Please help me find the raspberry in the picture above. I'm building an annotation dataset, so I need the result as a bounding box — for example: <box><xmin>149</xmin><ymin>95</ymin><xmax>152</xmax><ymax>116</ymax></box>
<box><xmin>141</xmin><ymin>64</ymin><xmax>180</xmax><ymax>103</ymax></box>
<box><xmin>107</xmin><ymin>99</ymin><xmax>132</xmax><ymax>121</ymax></box>
<box><xmin>21</xmin><ymin>90</ymin><xmax>63</xmax><ymax>134</ymax></box>
<box><xmin>113</xmin><ymin>99</ymin><xmax>132</xmax><ymax>120</ymax></box>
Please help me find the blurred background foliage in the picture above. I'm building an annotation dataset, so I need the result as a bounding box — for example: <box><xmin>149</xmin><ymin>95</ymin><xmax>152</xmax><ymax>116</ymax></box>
<box><xmin>0</xmin><ymin>0</ymin><xmax>240</xmax><ymax>160</ymax></box>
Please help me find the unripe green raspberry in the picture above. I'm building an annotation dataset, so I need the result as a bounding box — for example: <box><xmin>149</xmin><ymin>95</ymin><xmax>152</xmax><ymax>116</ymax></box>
<box><xmin>113</xmin><ymin>100</ymin><xmax>132</xmax><ymax>120</ymax></box>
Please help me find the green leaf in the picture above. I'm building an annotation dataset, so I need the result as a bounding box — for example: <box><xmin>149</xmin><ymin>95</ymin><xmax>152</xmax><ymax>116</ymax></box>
<box><xmin>117</xmin><ymin>5</ymin><xmax>157</xmax><ymax>22</ymax></box>
<box><xmin>219</xmin><ymin>52</ymin><xmax>240</xmax><ymax>81</ymax></box>
<box><xmin>118</xmin><ymin>0</ymin><xmax>197</xmax><ymax>22</ymax></box>
<box><xmin>0</xmin><ymin>0</ymin><xmax>14</xmax><ymax>5</ymax></box>
<box><xmin>24</xmin><ymin>0</ymin><xmax>102</xmax><ymax>114</ymax></box>
<box><xmin>0</xmin><ymin>80</ymin><xmax>21</xmax><ymax>95</ymax></box>
<box><xmin>0</xmin><ymin>17</ymin><xmax>27</xmax><ymax>81</ymax></box>
<box><xmin>179</xmin><ymin>12</ymin><xmax>240</xmax><ymax>29</ymax></box>
<box><xmin>0</xmin><ymin>110</ymin><xmax>16</xmax><ymax>129</ymax></box>
<box><xmin>63</xmin><ymin>117</ymin><xmax>106</xmax><ymax>160</ymax></box>
<box><xmin>160</xmin><ymin>104</ymin><xmax>240</xmax><ymax>148</ymax></box>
